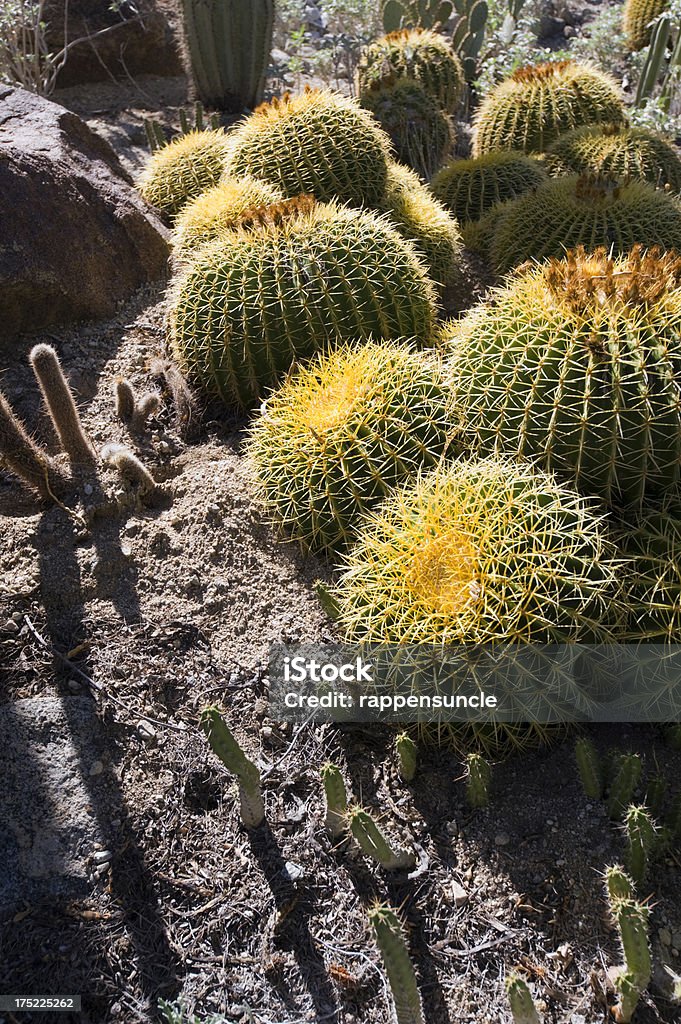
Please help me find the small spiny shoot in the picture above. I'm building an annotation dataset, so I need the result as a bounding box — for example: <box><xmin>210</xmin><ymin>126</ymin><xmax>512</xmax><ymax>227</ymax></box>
<box><xmin>200</xmin><ymin>707</ymin><xmax>264</xmax><ymax>828</ymax></box>
<box><xmin>575</xmin><ymin>736</ymin><xmax>603</xmax><ymax>800</ymax></box>
<box><xmin>322</xmin><ymin>763</ymin><xmax>348</xmax><ymax>838</ymax></box>
<box><xmin>607</xmin><ymin>754</ymin><xmax>642</xmax><ymax>820</ymax></box>
<box><xmin>396</xmin><ymin>732</ymin><xmax>418</xmax><ymax>782</ymax></box>
<box><xmin>368</xmin><ymin>903</ymin><xmax>425</xmax><ymax>1024</ymax></box>
<box><xmin>624</xmin><ymin>805</ymin><xmax>657</xmax><ymax>887</ymax></box>
<box><xmin>505</xmin><ymin>971</ymin><xmax>540</xmax><ymax>1023</ymax></box>
<box><xmin>605</xmin><ymin>865</ymin><xmax>634</xmax><ymax>901</ymax></box>
<box><xmin>347</xmin><ymin>806</ymin><xmax>416</xmax><ymax>870</ymax></box>
<box><xmin>465</xmin><ymin>752</ymin><xmax>492</xmax><ymax>808</ymax></box>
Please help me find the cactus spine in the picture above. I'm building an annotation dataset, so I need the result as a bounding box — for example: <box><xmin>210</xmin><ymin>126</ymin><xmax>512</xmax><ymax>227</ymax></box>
<box><xmin>200</xmin><ymin>707</ymin><xmax>264</xmax><ymax>828</ymax></box>
<box><xmin>624</xmin><ymin>805</ymin><xmax>657</xmax><ymax>886</ymax></box>
<box><xmin>0</xmin><ymin>392</ymin><xmax>68</xmax><ymax>499</ymax></box>
<box><xmin>575</xmin><ymin>737</ymin><xmax>603</xmax><ymax>800</ymax></box>
<box><xmin>368</xmin><ymin>904</ymin><xmax>425</xmax><ymax>1024</ymax></box>
<box><xmin>30</xmin><ymin>344</ymin><xmax>95</xmax><ymax>467</ymax></box>
<box><xmin>505</xmin><ymin>972</ymin><xmax>540</xmax><ymax>1024</ymax></box>
<box><xmin>180</xmin><ymin>0</ymin><xmax>274</xmax><ymax>111</ymax></box>
<box><xmin>608</xmin><ymin>755</ymin><xmax>643</xmax><ymax>820</ymax></box>
<box><xmin>465</xmin><ymin>752</ymin><xmax>491</xmax><ymax>808</ymax></box>
<box><xmin>608</xmin><ymin>898</ymin><xmax>652</xmax><ymax>1022</ymax></box>
<box><xmin>322</xmin><ymin>763</ymin><xmax>348</xmax><ymax>838</ymax></box>
<box><xmin>347</xmin><ymin>806</ymin><xmax>416</xmax><ymax>870</ymax></box>
<box><xmin>396</xmin><ymin>733</ymin><xmax>418</xmax><ymax>782</ymax></box>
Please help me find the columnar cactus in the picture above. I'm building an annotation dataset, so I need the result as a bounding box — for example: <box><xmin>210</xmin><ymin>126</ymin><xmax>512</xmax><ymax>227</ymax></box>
<box><xmin>246</xmin><ymin>341</ymin><xmax>454</xmax><ymax>553</ymax></box>
<box><xmin>30</xmin><ymin>344</ymin><xmax>96</xmax><ymax>467</ymax></box>
<box><xmin>487</xmin><ymin>175</ymin><xmax>681</xmax><ymax>273</ymax></box>
<box><xmin>224</xmin><ymin>88</ymin><xmax>392</xmax><ymax>207</ymax></box>
<box><xmin>608</xmin><ymin>754</ymin><xmax>643</xmax><ymax>820</ymax></box>
<box><xmin>180</xmin><ymin>0</ymin><xmax>274</xmax><ymax>111</ymax></box>
<box><xmin>200</xmin><ymin>707</ymin><xmax>264</xmax><ymax>828</ymax></box>
<box><xmin>608</xmin><ymin>897</ymin><xmax>652</xmax><ymax>1022</ymax></box>
<box><xmin>396</xmin><ymin>733</ymin><xmax>418</xmax><ymax>782</ymax></box>
<box><xmin>360</xmin><ymin>77</ymin><xmax>454</xmax><ymax>181</ymax></box>
<box><xmin>446</xmin><ymin>247</ymin><xmax>681</xmax><ymax>508</ymax></box>
<box><xmin>472</xmin><ymin>61</ymin><xmax>625</xmax><ymax>156</ymax></box>
<box><xmin>137</xmin><ymin>129</ymin><xmax>232</xmax><ymax>219</ymax></box>
<box><xmin>465</xmin><ymin>752</ymin><xmax>491</xmax><ymax>808</ymax></box>
<box><xmin>322</xmin><ymin>763</ymin><xmax>349</xmax><ymax>838</ymax></box>
<box><xmin>575</xmin><ymin>736</ymin><xmax>604</xmax><ymax>800</ymax></box>
<box><xmin>605</xmin><ymin>866</ymin><xmax>635</xmax><ymax>901</ymax></box>
<box><xmin>624</xmin><ymin>805</ymin><xmax>657</xmax><ymax>886</ymax></box>
<box><xmin>169</xmin><ymin>199</ymin><xmax>436</xmax><ymax>409</ymax></box>
<box><xmin>368</xmin><ymin>904</ymin><xmax>425</xmax><ymax>1024</ymax></box>
<box><xmin>623</xmin><ymin>0</ymin><xmax>670</xmax><ymax>49</ymax></box>
<box><xmin>431</xmin><ymin>151</ymin><xmax>547</xmax><ymax>225</ymax></box>
<box><xmin>357</xmin><ymin>28</ymin><xmax>465</xmax><ymax>112</ymax></box>
<box><xmin>545</xmin><ymin>124</ymin><xmax>681</xmax><ymax>192</ymax></box>
<box><xmin>172</xmin><ymin>176</ymin><xmax>284</xmax><ymax>258</ymax></box>
<box><xmin>505</xmin><ymin>972</ymin><xmax>540</xmax><ymax>1024</ymax></box>
<box><xmin>347</xmin><ymin>806</ymin><xmax>416</xmax><ymax>870</ymax></box>
<box><xmin>380</xmin><ymin>161</ymin><xmax>464</xmax><ymax>290</ymax></box>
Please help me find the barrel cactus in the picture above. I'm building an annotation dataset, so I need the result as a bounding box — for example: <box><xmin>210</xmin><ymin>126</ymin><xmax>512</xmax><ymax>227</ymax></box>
<box><xmin>488</xmin><ymin>174</ymin><xmax>681</xmax><ymax>273</ymax></box>
<box><xmin>431</xmin><ymin>150</ymin><xmax>547</xmax><ymax>224</ymax></box>
<box><xmin>172</xmin><ymin>176</ymin><xmax>284</xmax><ymax>258</ymax></box>
<box><xmin>247</xmin><ymin>341</ymin><xmax>457</xmax><ymax>555</ymax></box>
<box><xmin>223</xmin><ymin>88</ymin><xmax>392</xmax><ymax>207</ymax></box>
<box><xmin>357</xmin><ymin>28</ymin><xmax>465</xmax><ymax>113</ymax></box>
<box><xmin>380</xmin><ymin>162</ymin><xmax>464</xmax><ymax>290</ymax></box>
<box><xmin>137</xmin><ymin>129</ymin><xmax>232</xmax><ymax>219</ymax></box>
<box><xmin>360</xmin><ymin>77</ymin><xmax>453</xmax><ymax>181</ymax></box>
<box><xmin>168</xmin><ymin>197</ymin><xmax>436</xmax><ymax>409</ymax></box>
<box><xmin>617</xmin><ymin>510</ymin><xmax>681</xmax><ymax>642</ymax></box>
<box><xmin>545</xmin><ymin>124</ymin><xmax>681</xmax><ymax>192</ymax></box>
<box><xmin>332</xmin><ymin>458</ymin><xmax>620</xmax><ymax>752</ymax></box>
<box><xmin>446</xmin><ymin>246</ymin><xmax>681</xmax><ymax>509</ymax></box>
<box><xmin>472</xmin><ymin>61</ymin><xmax>625</xmax><ymax>156</ymax></box>
<box><xmin>623</xmin><ymin>0</ymin><xmax>670</xmax><ymax>50</ymax></box>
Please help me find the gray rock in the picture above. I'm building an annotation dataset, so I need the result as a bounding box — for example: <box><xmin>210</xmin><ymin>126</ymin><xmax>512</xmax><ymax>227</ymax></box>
<box><xmin>0</xmin><ymin>87</ymin><xmax>170</xmax><ymax>351</ymax></box>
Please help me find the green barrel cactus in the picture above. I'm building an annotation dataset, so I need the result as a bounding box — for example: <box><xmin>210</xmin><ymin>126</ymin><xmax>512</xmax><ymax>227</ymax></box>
<box><xmin>624</xmin><ymin>0</ymin><xmax>670</xmax><ymax>50</ymax></box>
<box><xmin>357</xmin><ymin>27</ymin><xmax>465</xmax><ymax>113</ymax></box>
<box><xmin>380</xmin><ymin>161</ymin><xmax>464</xmax><ymax>290</ymax></box>
<box><xmin>169</xmin><ymin>197</ymin><xmax>436</xmax><ymax>409</ymax></box>
<box><xmin>360</xmin><ymin>77</ymin><xmax>453</xmax><ymax>181</ymax></box>
<box><xmin>172</xmin><ymin>176</ymin><xmax>284</xmax><ymax>258</ymax></box>
<box><xmin>488</xmin><ymin>174</ymin><xmax>681</xmax><ymax>273</ymax></box>
<box><xmin>332</xmin><ymin>457</ymin><xmax>620</xmax><ymax>752</ymax></box>
<box><xmin>223</xmin><ymin>88</ymin><xmax>392</xmax><ymax>207</ymax></box>
<box><xmin>246</xmin><ymin>341</ymin><xmax>456</xmax><ymax>555</ymax></box>
<box><xmin>545</xmin><ymin>124</ymin><xmax>681</xmax><ymax>192</ymax></box>
<box><xmin>617</xmin><ymin>510</ymin><xmax>681</xmax><ymax>641</ymax></box>
<box><xmin>472</xmin><ymin>60</ymin><xmax>625</xmax><ymax>156</ymax></box>
<box><xmin>137</xmin><ymin>129</ymin><xmax>232</xmax><ymax>219</ymax></box>
<box><xmin>431</xmin><ymin>150</ymin><xmax>547</xmax><ymax>224</ymax></box>
<box><xmin>446</xmin><ymin>246</ymin><xmax>681</xmax><ymax>508</ymax></box>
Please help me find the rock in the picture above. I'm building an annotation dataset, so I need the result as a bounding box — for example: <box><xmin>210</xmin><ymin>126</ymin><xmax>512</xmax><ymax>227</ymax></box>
<box><xmin>45</xmin><ymin>0</ymin><xmax>182</xmax><ymax>88</ymax></box>
<box><xmin>451</xmin><ymin>880</ymin><xmax>469</xmax><ymax>906</ymax></box>
<box><xmin>0</xmin><ymin>87</ymin><xmax>170</xmax><ymax>350</ymax></box>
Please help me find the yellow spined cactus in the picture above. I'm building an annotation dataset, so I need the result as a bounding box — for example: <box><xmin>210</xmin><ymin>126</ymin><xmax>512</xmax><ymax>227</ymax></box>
<box><xmin>172</xmin><ymin>176</ymin><xmax>284</xmax><ymax>258</ymax></box>
<box><xmin>623</xmin><ymin>0</ymin><xmax>669</xmax><ymax>50</ymax></box>
<box><xmin>137</xmin><ymin>129</ymin><xmax>232</xmax><ymax>219</ymax></box>
<box><xmin>357</xmin><ymin>28</ymin><xmax>465</xmax><ymax>113</ymax></box>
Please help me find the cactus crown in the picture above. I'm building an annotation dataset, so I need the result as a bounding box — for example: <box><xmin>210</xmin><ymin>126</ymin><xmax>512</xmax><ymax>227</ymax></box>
<box><xmin>236</xmin><ymin>194</ymin><xmax>317</xmax><ymax>231</ymax></box>
<box><xmin>172</xmin><ymin>176</ymin><xmax>285</xmax><ymax>257</ymax></box>
<box><xmin>543</xmin><ymin>245</ymin><xmax>681</xmax><ymax>312</ymax></box>
<box><xmin>511</xmin><ymin>59</ymin><xmax>573</xmax><ymax>82</ymax></box>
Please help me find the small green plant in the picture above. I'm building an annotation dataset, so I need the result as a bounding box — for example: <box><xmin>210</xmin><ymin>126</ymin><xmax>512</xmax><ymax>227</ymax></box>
<box><xmin>347</xmin><ymin>806</ymin><xmax>416</xmax><ymax>869</ymax></box>
<box><xmin>396</xmin><ymin>733</ymin><xmax>418</xmax><ymax>781</ymax></box>
<box><xmin>505</xmin><ymin>971</ymin><xmax>540</xmax><ymax>1023</ymax></box>
<box><xmin>200</xmin><ymin>707</ymin><xmax>264</xmax><ymax>828</ymax></box>
<box><xmin>608</xmin><ymin>755</ymin><xmax>643</xmax><ymax>821</ymax></box>
<box><xmin>607</xmin><ymin>897</ymin><xmax>652</xmax><ymax>1023</ymax></box>
<box><xmin>624</xmin><ymin>805</ymin><xmax>657</xmax><ymax>886</ymax></box>
<box><xmin>575</xmin><ymin>736</ymin><xmax>604</xmax><ymax>800</ymax></box>
<box><xmin>646</xmin><ymin>775</ymin><xmax>667</xmax><ymax>819</ymax></box>
<box><xmin>465</xmin><ymin>752</ymin><xmax>491</xmax><ymax>807</ymax></box>
<box><xmin>144</xmin><ymin>102</ymin><xmax>222</xmax><ymax>154</ymax></box>
<box><xmin>322</xmin><ymin>763</ymin><xmax>349</xmax><ymax>837</ymax></box>
<box><xmin>368</xmin><ymin>903</ymin><xmax>425</xmax><ymax>1024</ymax></box>
<box><xmin>114</xmin><ymin>379</ymin><xmax>160</xmax><ymax>434</ymax></box>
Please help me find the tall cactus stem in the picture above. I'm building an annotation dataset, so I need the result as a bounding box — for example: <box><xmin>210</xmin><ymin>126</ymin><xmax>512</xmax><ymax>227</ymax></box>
<box><xmin>0</xmin><ymin>392</ymin><xmax>68</xmax><ymax>499</ymax></box>
<box><xmin>368</xmin><ymin>904</ymin><xmax>425</xmax><ymax>1024</ymax></box>
<box><xmin>29</xmin><ymin>344</ymin><xmax>96</xmax><ymax>467</ymax></box>
<box><xmin>322</xmin><ymin>763</ymin><xmax>348</xmax><ymax>838</ymax></box>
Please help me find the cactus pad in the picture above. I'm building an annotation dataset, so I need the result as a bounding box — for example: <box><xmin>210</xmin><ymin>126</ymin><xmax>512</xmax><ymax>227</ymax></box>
<box><xmin>473</xmin><ymin>60</ymin><xmax>625</xmax><ymax>156</ymax></box>
<box><xmin>446</xmin><ymin>246</ymin><xmax>681</xmax><ymax>508</ymax></box>
<box><xmin>168</xmin><ymin>197</ymin><xmax>436</xmax><ymax>409</ymax></box>
<box><xmin>224</xmin><ymin>88</ymin><xmax>392</xmax><ymax>207</ymax></box>
<box><xmin>357</xmin><ymin>28</ymin><xmax>465</xmax><ymax>112</ymax></box>
<box><xmin>172</xmin><ymin>176</ymin><xmax>284</xmax><ymax>258</ymax></box>
<box><xmin>246</xmin><ymin>341</ymin><xmax>455</xmax><ymax>554</ymax></box>
<box><xmin>431</xmin><ymin>150</ymin><xmax>547</xmax><ymax>224</ymax></box>
<box><xmin>546</xmin><ymin>124</ymin><xmax>681</xmax><ymax>192</ymax></box>
<box><xmin>137</xmin><ymin>129</ymin><xmax>232</xmax><ymax>218</ymax></box>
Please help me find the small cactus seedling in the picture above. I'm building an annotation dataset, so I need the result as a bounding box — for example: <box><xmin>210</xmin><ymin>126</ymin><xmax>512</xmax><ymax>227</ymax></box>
<box><xmin>646</xmin><ymin>775</ymin><xmax>666</xmax><ymax>819</ymax></box>
<box><xmin>472</xmin><ymin>60</ymin><xmax>625</xmax><ymax>156</ymax></box>
<box><xmin>608</xmin><ymin>897</ymin><xmax>652</xmax><ymax>1022</ymax></box>
<box><xmin>357</xmin><ymin>28</ymin><xmax>464</xmax><ymax>112</ymax></box>
<box><xmin>624</xmin><ymin>805</ymin><xmax>657</xmax><ymax>886</ymax></box>
<box><xmin>605</xmin><ymin>866</ymin><xmax>635</xmax><ymax>901</ymax></box>
<box><xmin>608</xmin><ymin>755</ymin><xmax>643</xmax><ymax>820</ymax></box>
<box><xmin>368</xmin><ymin>903</ymin><xmax>425</xmax><ymax>1024</ymax></box>
<box><xmin>505</xmin><ymin>971</ymin><xmax>540</xmax><ymax>1024</ymax></box>
<box><xmin>114</xmin><ymin>379</ymin><xmax>160</xmax><ymax>433</ymax></box>
<box><xmin>575</xmin><ymin>736</ymin><xmax>604</xmax><ymax>800</ymax></box>
<box><xmin>30</xmin><ymin>344</ymin><xmax>96</xmax><ymax>467</ymax></box>
<box><xmin>465</xmin><ymin>752</ymin><xmax>491</xmax><ymax>808</ymax></box>
<box><xmin>347</xmin><ymin>806</ymin><xmax>416</xmax><ymax>870</ymax></box>
<box><xmin>101</xmin><ymin>444</ymin><xmax>159</xmax><ymax>498</ymax></box>
<box><xmin>200</xmin><ymin>707</ymin><xmax>264</xmax><ymax>828</ymax></box>
<box><xmin>396</xmin><ymin>733</ymin><xmax>418</xmax><ymax>782</ymax></box>
<box><xmin>322</xmin><ymin>763</ymin><xmax>348</xmax><ymax>838</ymax></box>
<box><xmin>144</xmin><ymin>102</ymin><xmax>222</xmax><ymax>153</ymax></box>
<box><xmin>137</xmin><ymin>129</ymin><xmax>232</xmax><ymax>219</ymax></box>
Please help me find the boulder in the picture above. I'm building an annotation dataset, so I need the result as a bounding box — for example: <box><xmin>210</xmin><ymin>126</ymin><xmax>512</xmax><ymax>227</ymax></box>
<box><xmin>45</xmin><ymin>0</ymin><xmax>183</xmax><ymax>88</ymax></box>
<box><xmin>0</xmin><ymin>87</ymin><xmax>170</xmax><ymax>351</ymax></box>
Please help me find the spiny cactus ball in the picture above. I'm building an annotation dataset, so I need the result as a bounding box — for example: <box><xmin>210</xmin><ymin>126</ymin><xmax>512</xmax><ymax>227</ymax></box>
<box><xmin>223</xmin><ymin>88</ymin><xmax>392</xmax><ymax>207</ymax></box>
<box><xmin>360</xmin><ymin>77</ymin><xmax>453</xmax><ymax>181</ymax></box>
<box><xmin>172</xmin><ymin>176</ymin><xmax>284</xmax><ymax>258</ymax></box>
<box><xmin>446</xmin><ymin>246</ymin><xmax>681</xmax><ymax>509</ymax></box>
<box><xmin>168</xmin><ymin>197</ymin><xmax>436</xmax><ymax>409</ymax></box>
<box><xmin>137</xmin><ymin>129</ymin><xmax>232</xmax><ymax>219</ymax></box>
<box><xmin>623</xmin><ymin>0</ymin><xmax>670</xmax><ymax>50</ymax></box>
<box><xmin>489</xmin><ymin>174</ymin><xmax>681</xmax><ymax>273</ymax></box>
<box><xmin>333</xmin><ymin>457</ymin><xmax>619</xmax><ymax>752</ymax></box>
<box><xmin>380</xmin><ymin>162</ymin><xmax>464</xmax><ymax>290</ymax></box>
<box><xmin>431</xmin><ymin>150</ymin><xmax>547</xmax><ymax>224</ymax></box>
<box><xmin>246</xmin><ymin>341</ymin><xmax>457</xmax><ymax>555</ymax></box>
<box><xmin>472</xmin><ymin>61</ymin><xmax>625</xmax><ymax>156</ymax></box>
<box><xmin>357</xmin><ymin>28</ymin><xmax>465</xmax><ymax>113</ymax></box>
<box><xmin>617</xmin><ymin>511</ymin><xmax>681</xmax><ymax>642</ymax></box>
<box><xmin>545</xmin><ymin>124</ymin><xmax>681</xmax><ymax>192</ymax></box>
